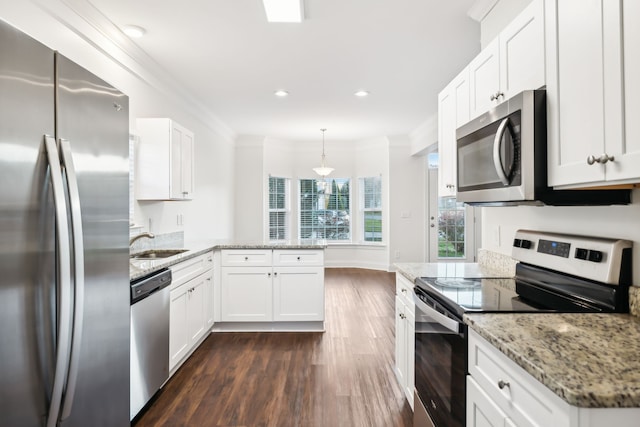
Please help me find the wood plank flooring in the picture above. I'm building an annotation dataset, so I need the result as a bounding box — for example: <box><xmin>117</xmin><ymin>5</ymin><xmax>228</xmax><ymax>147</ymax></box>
<box><xmin>134</xmin><ymin>268</ymin><xmax>413</xmax><ymax>427</ymax></box>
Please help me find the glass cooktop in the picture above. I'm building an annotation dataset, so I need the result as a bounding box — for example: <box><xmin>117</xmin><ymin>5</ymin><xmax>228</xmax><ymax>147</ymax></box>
<box><xmin>415</xmin><ymin>276</ymin><xmax>544</xmax><ymax>317</ymax></box>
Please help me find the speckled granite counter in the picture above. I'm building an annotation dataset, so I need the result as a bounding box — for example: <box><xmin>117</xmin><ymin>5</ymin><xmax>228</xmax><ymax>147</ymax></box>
<box><xmin>130</xmin><ymin>239</ymin><xmax>327</xmax><ymax>281</ymax></box>
<box><xmin>465</xmin><ymin>313</ymin><xmax>640</xmax><ymax>408</ymax></box>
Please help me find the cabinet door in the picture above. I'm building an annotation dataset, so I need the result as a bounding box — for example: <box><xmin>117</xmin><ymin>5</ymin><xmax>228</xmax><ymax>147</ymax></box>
<box><xmin>438</xmin><ymin>85</ymin><xmax>456</xmax><ymax>197</ymax></box>
<box><xmin>469</xmin><ymin>38</ymin><xmax>500</xmax><ymax>119</ymax></box>
<box><xmin>406</xmin><ymin>308</ymin><xmax>415</xmax><ymax>410</ymax></box>
<box><xmin>273</xmin><ymin>267</ymin><xmax>324</xmax><ymax>321</ymax></box>
<box><xmin>499</xmin><ymin>0</ymin><xmax>545</xmax><ymax>100</ymax></box>
<box><xmin>180</xmin><ymin>128</ymin><xmax>194</xmax><ymax>198</ymax></box>
<box><xmin>467</xmin><ymin>376</ymin><xmax>510</xmax><ymax>427</ymax></box>
<box><xmin>204</xmin><ymin>269</ymin><xmax>214</xmax><ymax>329</ymax></box>
<box><xmin>187</xmin><ymin>274</ymin><xmax>206</xmax><ymax>344</ymax></box>
<box><xmin>220</xmin><ymin>267</ymin><xmax>273</xmax><ymax>321</ymax></box>
<box><xmin>606</xmin><ymin>0</ymin><xmax>640</xmax><ymax>182</ymax></box>
<box><xmin>545</xmin><ymin>0</ymin><xmax>606</xmax><ymax>186</ymax></box>
<box><xmin>395</xmin><ymin>296</ymin><xmax>406</xmax><ymax>390</ymax></box>
<box><xmin>169</xmin><ymin>284</ymin><xmax>189</xmax><ymax>371</ymax></box>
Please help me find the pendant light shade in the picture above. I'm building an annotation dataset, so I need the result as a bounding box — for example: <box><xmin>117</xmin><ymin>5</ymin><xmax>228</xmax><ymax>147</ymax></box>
<box><xmin>313</xmin><ymin>128</ymin><xmax>334</xmax><ymax>177</ymax></box>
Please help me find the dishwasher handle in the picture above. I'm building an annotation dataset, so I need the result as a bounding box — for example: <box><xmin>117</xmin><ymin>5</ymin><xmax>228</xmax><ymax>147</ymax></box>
<box><xmin>131</xmin><ymin>269</ymin><xmax>172</xmax><ymax>304</ymax></box>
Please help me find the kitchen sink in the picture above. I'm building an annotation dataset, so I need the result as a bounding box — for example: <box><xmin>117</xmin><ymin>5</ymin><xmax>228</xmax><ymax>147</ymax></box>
<box><xmin>130</xmin><ymin>249</ymin><xmax>188</xmax><ymax>259</ymax></box>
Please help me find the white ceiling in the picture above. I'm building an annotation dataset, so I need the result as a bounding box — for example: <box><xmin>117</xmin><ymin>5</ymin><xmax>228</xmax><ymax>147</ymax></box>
<box><xmin>89</xmin><ymin>0</ymin><xmax>480</xmax><ymax>142</ymax></box>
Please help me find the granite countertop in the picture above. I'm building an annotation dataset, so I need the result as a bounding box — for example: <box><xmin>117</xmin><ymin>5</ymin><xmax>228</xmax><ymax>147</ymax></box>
<box><xmin>394</xmin><ymin>262</ymin><xmax>503</xmax><ymax>283</ymax></box>
<box><xmin>465</xmin><ymin>313</ymin><xmax>640</xmax><ymax>408</ymax></box>
<box><xmin>130</xmin><ymin>239</ymin><xmax>327</xmax><ymax>281</ymax></box>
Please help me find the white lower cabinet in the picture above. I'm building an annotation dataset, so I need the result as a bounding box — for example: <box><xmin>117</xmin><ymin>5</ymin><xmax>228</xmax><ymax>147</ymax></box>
<box><xmin>219</xmin><ymin>249</ymin><xmax>325</xmax><ymax>326</ymax></box>
<box><xmin>220</xmin><ymin>266</ymin><xmax>273</xmax><ymax>321</ymax></box>
<box><xmin>468</xmin><ymin>329</ymin><xmax>640</xmax><ymax>427</ymax></box>
<box><xmin>168</xmin><ymin>251</ymin><xmax>214</xmax><ymax>372</ymax></box>
<box><xmin>394</xmin><ymin>273</ymin><xmax>415</xmax><ymax>409</ymax></box>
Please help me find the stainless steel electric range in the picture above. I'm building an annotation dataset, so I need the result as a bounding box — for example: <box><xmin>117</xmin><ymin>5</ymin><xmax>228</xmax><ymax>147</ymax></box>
<box><xmin>412</xmin><ymin>230</ymin><xmax>632</xmax><ymax>427</ymax></box>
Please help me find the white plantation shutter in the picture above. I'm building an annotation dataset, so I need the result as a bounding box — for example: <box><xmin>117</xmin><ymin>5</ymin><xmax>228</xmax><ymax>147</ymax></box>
<box><xmin>268</xmin><ymin>176</ymin><xmax>289</xmax><ymax>240</ymax></box>
<box><xmin>361</xmin><ymin>176</ymin><xmax>382</xmax><ymax>242</ymax></box>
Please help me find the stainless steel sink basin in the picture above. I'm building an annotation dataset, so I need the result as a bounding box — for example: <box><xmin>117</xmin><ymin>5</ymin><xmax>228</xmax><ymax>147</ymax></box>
<box><xmin>130</xmin><ymin>249</ymin><xmax>188</xmax><ymax>259</ymax></box>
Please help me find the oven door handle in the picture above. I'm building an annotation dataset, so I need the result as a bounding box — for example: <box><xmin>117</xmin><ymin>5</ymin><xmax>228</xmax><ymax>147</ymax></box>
<box><xmin>492</xmin><ymin>117</ymin><xmax>514</xmax><ymax>186</ymax></box>
<box><xmin>413</xmin><ymin>289</ymin><xmax>462</xmax><ymax>334</ymax></box>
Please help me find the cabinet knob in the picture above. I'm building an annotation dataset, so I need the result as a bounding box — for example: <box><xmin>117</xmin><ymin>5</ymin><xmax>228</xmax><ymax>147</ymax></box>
<box><xmin>498</xmin><ymin>379</ymin><xmax>510</xmax><ymax>390</ymax></box>
<box><xmin>297</xmin><ymin>256</ymin><xmax>301</xmax><ymax>261</ymax></box>
<box><xmin>268</xmin><ymin>272</ymin><xmax>271</xmax><ymax>277</ymax></box>
<box><xmin>587</xmin><ymin>153</ymin><xmax>615</xmax><ymax>165</ymax></box>
<box><xmin>244</xmin><ymin>256</ymin><xmax>249</xmax><ymax>261</ymax></box>
<box><xmin>401</xmin><ymin>288</ymin><xmax>407</xmax><ymax>293</ymax></box>
<box><xmin>399</xmin><ymin>313</ymin><xmax>406</xmax><ymax>319</ymax></box>
<box><xmin>274</xmin><ymin>272</ymin><xmax>278</xmax><ymax>277</ymax></box>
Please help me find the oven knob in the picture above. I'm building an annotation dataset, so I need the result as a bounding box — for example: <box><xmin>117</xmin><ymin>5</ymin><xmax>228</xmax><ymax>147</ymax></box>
<box><xmin>513</xmin><ymin>238</ymin><xmax>522</xmax><ymax>248</ymax></box>
<box><xmin>588</xmin><ymin>250</ymin><xmax>603</xmax><ymax>263</ymax></box>
<box><xmin>575</xmin><ymin>248</ymin><xmax>588</xmax><ymax>260</ymax></box>
<box><xmin>520</xmin><ymin>239</ymin><xmax>532</xmax><ymax>249</ymax></box>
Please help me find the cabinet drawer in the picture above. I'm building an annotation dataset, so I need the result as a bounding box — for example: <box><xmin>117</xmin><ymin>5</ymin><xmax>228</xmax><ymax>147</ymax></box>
<box><xmin>395</xmin><ymin>273</ymin><xmax>415</xmax><ymax>314</ymax></box>
<box><xmin>468</xmin><ymin>329</ymin><xmax>569</xmax><ymax>427</ymax></box>
<box><xmin>272</xmin><ymin>249</ymin><xmax>324</xmax><ymax>267</ymax></box>
<box><xmin>221</xmin><ymin>249</ymin><xmax>272</xmax><ymax>267</ymax></box>
<box><xmin>170</xmin><ymin>252</ymin><xmax>212</xmax><ymax>289</ymax></box>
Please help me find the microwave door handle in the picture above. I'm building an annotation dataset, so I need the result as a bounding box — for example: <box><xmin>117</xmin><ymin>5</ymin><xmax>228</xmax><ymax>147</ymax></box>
<box><xmin>493</xmin><ymin>118</ymin><xmax>511</xmax><ymax>185</ymax></box>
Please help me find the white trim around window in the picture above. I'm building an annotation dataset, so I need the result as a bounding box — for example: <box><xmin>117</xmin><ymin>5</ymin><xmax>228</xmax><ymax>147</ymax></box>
<box><xmin>267</xmin><ymin>175</ymin><xmax>290</xmax><ymax>241</ymax></box>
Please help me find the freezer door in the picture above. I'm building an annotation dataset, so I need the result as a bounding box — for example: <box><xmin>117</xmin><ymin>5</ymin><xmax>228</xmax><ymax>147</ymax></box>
<box><xmin>55</xmin><ymin>54</ymin><xmax>130</xmax><ymax>427</ymax></box>
<box><xmin>0</xmin><ymin>19</ymin><xmax>57</xmax><ymax>427</ymax></box>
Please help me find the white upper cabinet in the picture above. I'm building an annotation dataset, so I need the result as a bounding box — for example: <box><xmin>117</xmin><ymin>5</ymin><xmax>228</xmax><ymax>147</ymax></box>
<box><xmin>136</xmin><ymin>118</ymin><xmax>194</xmax><ymax>200</ymax></box>
<box><xmin>438</xmin><ymin>67</ymin><xmax>470</xmax><ymax>198</ymax></box>
<box><xmin>546</xmin><ymin>0</ymin><xmax>640</xmax><ymax>187</ymax></box>
<box><xmin>469</xmin><ymin>0</ymin><xmax>544</xmax><ymax>119</ymax></box>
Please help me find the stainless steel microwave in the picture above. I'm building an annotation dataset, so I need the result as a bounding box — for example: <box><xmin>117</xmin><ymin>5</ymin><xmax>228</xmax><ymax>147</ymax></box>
<box><xmin>455</xmin><ymin>90</ymin><xmax>630</xmax><ymax>206</ymax></box>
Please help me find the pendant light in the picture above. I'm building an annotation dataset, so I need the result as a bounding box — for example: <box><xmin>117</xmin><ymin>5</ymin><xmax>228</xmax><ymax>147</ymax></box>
<box><xmin>312</xmin><ymin>128</ymin><xmax>334</xmax><ymax>177</ymax></box>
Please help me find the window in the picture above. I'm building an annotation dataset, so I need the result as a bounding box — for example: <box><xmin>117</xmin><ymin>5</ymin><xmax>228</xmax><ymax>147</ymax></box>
<box><xmin>299</xmin><ymin>178</ymin><xmax>350</xmax><ymax>241</ymax></box>
<box><xmin>268</xmin><ymin>176</ymin><xmax>289</xmax><ymax>240</ymax></box>
<box><xmin>438</xmin><ymin>197</ymin><xmax>465</xmax><ymax>258</ymax></box>
<box><xmin>360</xmin><ymin>176</ymin><xmax>382</xmax><ymax>242</ymax></box>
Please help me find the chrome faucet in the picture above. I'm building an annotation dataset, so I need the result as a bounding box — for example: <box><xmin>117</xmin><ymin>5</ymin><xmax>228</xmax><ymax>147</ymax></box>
<box><xmin>129</xmin><ymin>232</ymin><xmax>155</xmax><ymax>246</ymax></box>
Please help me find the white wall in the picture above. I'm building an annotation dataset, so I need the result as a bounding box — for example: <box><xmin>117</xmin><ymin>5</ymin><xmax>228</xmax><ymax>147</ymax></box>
<box><xmin>389</xmin><ymin>137</ymin><xmax>426</xmax><ymax>265</ymax></box>
<box><xmin>234</xmin><ymin>136</ymin><xmax>265</xmax><ymax>241</ymax></box>
<box><xmin>0</xmin><ymin>1</ymin><xmax>237</xmax><ymax>244</ymax></box>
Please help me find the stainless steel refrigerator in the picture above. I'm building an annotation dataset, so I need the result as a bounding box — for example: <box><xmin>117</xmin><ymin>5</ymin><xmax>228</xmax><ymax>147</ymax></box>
<box><xmin>0</xmin><ymin>19</ymin><xmax>130</xmax><ymax>427</ymax></box>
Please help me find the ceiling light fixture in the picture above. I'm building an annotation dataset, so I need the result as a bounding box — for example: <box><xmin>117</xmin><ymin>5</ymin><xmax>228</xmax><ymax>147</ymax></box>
<box><xmin>312</xmin><ymin>128</ymin><xmax>334</xmax><ymax>178</ymax></box>
<box><xmin>354</xmin><ymin>90</ymin><xmax>370</xmax><ymax>97</ymax></box>
<box><xmin>123</xmin><ymin>25</ymin><xmax>146</xmax><ymax>38</ymax></box>
<box><xmin>274</xmin><ymin>90</ymin><xmax>289</xmax><ymax>97</ymax></box>
<box><xmin>263</xmin><ymin>0</ymin><xmax>304</xmax><ymax>23</ymax></box>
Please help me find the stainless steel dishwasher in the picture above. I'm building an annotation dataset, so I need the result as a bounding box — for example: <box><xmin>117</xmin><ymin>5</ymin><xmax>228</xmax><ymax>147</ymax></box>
<box><xmin>130</xmin><ymin>268</ymin><xmax>172</xmax><ymax>420</ymax></box>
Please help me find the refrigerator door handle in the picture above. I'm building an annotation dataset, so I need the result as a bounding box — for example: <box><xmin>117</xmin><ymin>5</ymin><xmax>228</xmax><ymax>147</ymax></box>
<box><xmin>44</xmin><ymin>136</ymin><xmax>73</xmax><ymax>427</ymax></box>
<box><xmin>59</xmin><ymin>139</ymin><xmax>85</xmax><ymax>421</ymax></box>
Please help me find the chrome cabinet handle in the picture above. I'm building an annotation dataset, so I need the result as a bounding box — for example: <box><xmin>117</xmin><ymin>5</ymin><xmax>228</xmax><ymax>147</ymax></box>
<box><xmin>587</xmin><ymin>154</ymin><xmax>615</xmax><ymax>165</ymax></box>
<box><xmin>44</xmin><ymin>136</ymin><xmax>72</xmax><ymax>427</ymax></box>
<box><xmin>59</xmin><ymin>139</ymin><xmax>85</xmax><ymax>421</ymax></box>
<box><xmin>399</xmin><ymin>313</ymin><xmax>406</xmax><ymax>319</ymax></box>
<box><xmin>498</xmin><ymin>379</ymin><xmax>510</xmax><ymax>389</ymax></box>
<box><xmin>490</xmin><ymin>91</ymin><xmax>504</xmax><ymax>101</ymax></box>
<box><xmin>401</xmin><ymin>288</ymin><xmax>407</xmax><ymax>293</ymax></box>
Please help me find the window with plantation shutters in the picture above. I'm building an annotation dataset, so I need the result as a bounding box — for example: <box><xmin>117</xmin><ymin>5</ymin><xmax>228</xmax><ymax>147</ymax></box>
<box><xmin>268</xmin><ymin>176</ymin><xmax>289</xmax><ymax>241</ymax></box>
<box><xmin>360</xmin><ymin>176</ymin><xmax>382</xmax><ymax>242</ymax></box>
<box><xmin>299</xmin><ymin>178</ymin><xmax>350</xmax><ymax>241</ymax></box>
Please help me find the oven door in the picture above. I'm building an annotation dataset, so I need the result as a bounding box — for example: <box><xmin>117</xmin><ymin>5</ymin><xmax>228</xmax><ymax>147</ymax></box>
<box><xmin>413</xmin><ymin>287</ymin><xmax>466</xmax><ymax>427</ymax></box>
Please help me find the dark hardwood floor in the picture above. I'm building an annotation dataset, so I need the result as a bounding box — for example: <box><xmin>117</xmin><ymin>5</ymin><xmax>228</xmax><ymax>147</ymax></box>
<box><xmin>134</xmin><ymin>268</ymin><xmax>413</xmax><ymax>427</ymax></box>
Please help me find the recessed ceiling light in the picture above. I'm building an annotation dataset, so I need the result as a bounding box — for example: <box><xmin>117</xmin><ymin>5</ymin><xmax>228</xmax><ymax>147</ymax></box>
<box><xmin>354</xmin><ymin>90</ymin><xmax>370</xmax><ymax>97</ymax></box>
<box><xmin>274</xmin><ymin>90</ymin><xmax>289</xmax><ymax>97</ymax></box>
<box><xmin>263</xmin><ymin>0</ymin><xmax>304</xmax><ymax>23</ymax></box>
<box><xmin>123</xmin><ymin>25</ymin><xmax>147</xmax><ymax>38</ymax></box>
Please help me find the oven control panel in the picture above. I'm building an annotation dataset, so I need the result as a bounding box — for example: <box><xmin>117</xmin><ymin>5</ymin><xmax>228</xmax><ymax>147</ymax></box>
<box><xmin>511</xmin><ymin>229</ymin><xmax>631</xmax><ymax>285</ymax></box>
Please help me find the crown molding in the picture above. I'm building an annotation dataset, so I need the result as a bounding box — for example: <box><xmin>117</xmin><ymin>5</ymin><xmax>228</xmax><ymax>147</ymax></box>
<box><xmin>33</xmin><ymin>0</ymin><xmax>237</xmax><ymax>142</ymax></box>
<box><xmin>467</xmin><ymin>0</ymin><xmax>499</xmax><ymax>22</ymax></box>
